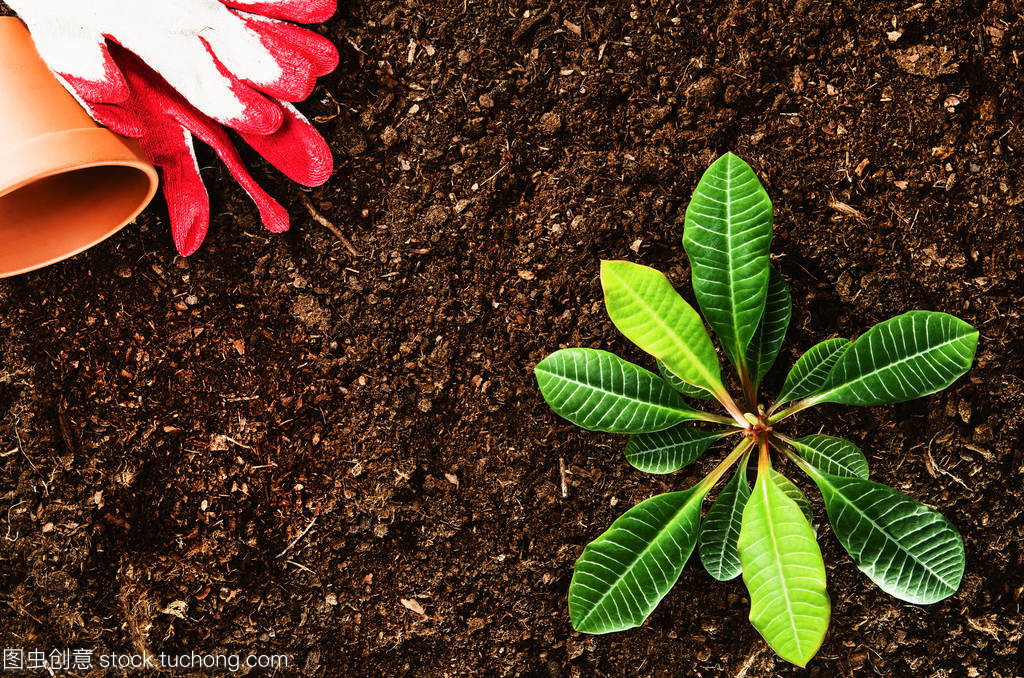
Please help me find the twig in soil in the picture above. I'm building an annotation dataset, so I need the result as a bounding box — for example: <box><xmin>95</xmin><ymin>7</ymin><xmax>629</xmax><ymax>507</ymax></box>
<box><xmin>56</xmin><ymin>397</ymin><xmax>80</xmax><ymax>456</ymax></box>
<box><xmin>479</xmin><ymin>163</ymin><xmax>509</xmax><ymax>189</ymax></box>
<box><xmin>285</xmin><ymin>560</ymin><xmax>315</xmax><ymax>575</ymax></box>
<box><xmin>734</xmin><ymin>647</ymin><xmax>763</xmax><ymax>678</ymax></box>
<box><xmin>299</xmin><ymin>193</ymin><xmax>359</xmax><ymax>256</ymax></box>
<box><xmin>828</xmin><ymin>199</ymin><xmax>866</xmax><ymax>222</ymax></box>
<box><xmin>275</xmin><ymin>505</ymin><xmax>322</xmax><ymax>559</ymax></box>
<box><xmin>222</xmin><ymin>436</ymin><xmax>253</xmax><ymax>450</ymax></box>
<box><xmin>223</xmin><ymin>395</ymin><xmax>260</xmax><ymax>402</ymax></box>
<box><xmin>925</xmin><ymin>436</ymin><xmax>970</xmax><ymax>491</ymax></box>
<box><xmin>558</xmin><ymin>457</ymin><xmax>568</xmax><ymax>498</ymax></box>
<box><xmin>963</xmin><ymin>443</ymin><xmax>993</xmax><ymax>461</ymax></box>
<box><xmin>5</xmin><ymin>500</ymin><xmax>25</xmax><ymax>542</ymax></box>
<box><xmin>9</xmin><ymin>416</ymin><xmax>35</xmax><ymax>470</ymax></box>
<box><xmin>512</xmin><ymin>8</ymin><xmax>550</xmax><ymax>42</ymax></box>
<box><xmin>7</xmin><ymin>600</ymin><xmax>43</xmax><ymax>626</ymax></box>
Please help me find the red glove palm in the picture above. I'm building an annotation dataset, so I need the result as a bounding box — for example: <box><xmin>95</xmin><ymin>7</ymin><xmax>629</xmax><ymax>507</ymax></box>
<box><xmin>10</xmin><ymin>0</ymin><xmax>339</xmax><ymax>255</ymax></box>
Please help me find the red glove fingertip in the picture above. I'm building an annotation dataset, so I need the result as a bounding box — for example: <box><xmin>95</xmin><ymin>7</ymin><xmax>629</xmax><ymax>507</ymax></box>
<box><xmin>221</xmin><ymin>0</ymin><xmax>337</xmax><ymax>24</ymax></box>
<box><xmin>172</xmin><ymin>202</ymin><xmax>212</xmax><ymax>257</ymax></box>
<box><xmin>153</xmin><ymin>132</ymin><xmax>211</xmax><ymax>256</ymax></box>
<box><xmin>241</xmin><ymin>102</ymin><xmax>333</xmax><ymax>187</ymax></box>
<box><xmin>234</xmin><ymin>13</ymin><xmax>339</xmax><ymax>102</ymax></box>
<box><xmin>257</xmin><ymin>197</ymin><xmax>291</xmax><ymax>234</ymax></box>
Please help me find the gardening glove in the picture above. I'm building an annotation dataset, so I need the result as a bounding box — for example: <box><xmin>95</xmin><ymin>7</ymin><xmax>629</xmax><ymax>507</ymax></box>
<box><xmin>7</xmin><ymin>0</ymin><xmax>339</xmax><ymax>255</ymax></box>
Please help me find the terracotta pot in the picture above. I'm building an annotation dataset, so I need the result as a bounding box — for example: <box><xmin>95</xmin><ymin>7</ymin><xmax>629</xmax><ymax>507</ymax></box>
<box><xmin>0</xmin><ymin>17</ymin><xmax>158</xmax><ymax>278</ymax></box>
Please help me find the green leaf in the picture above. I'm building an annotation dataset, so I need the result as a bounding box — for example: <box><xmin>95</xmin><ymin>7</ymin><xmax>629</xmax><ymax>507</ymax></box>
<box><xmin>776</xmin><ymin>338</ymin><xmax>851</xmax><ymax>404</ymax></box>
<box><xmin>657</xmin><ymin>359</ymin><xmax>715</xmax><ymax>401</ymax></box>
<box><xmin>698</xmin><ymin>457</ymin><xmax>751</xmax><ymax>581</ymax></box>
<box><xmin>683</xmin><ymin>153</ymin><xmax>774</xmax><ymax>370</ymax></box>
<box><xmin>739</xmin><ymin>464</ymin><xmax>830</xmax><ymax>667</ymax></box>
<box><xmin>746</xmin><ymin>268</ymin><xmax>791</xmax><ymax>385</ymax></box>
<box><xmin>625</xmin><ymin>427</ymin><xmax>725</xmax><ymax>474</ymax></box>
<box><xmin>601</xmin><ymin>260</ymin><xmax>723</xmax><ymax>395</ymax></box>
<box><xmin>535</xmin><ymin>349</ymin><xmax>707</xmax><ymax>433</ymax></box>
<box><xmin>804</xmin><ymin>468</ymin><xmax>965</xmax><ymax>604</ymax></box>
<box><xmin>790</xmin><ymin>435</ymin><xmax>869</xmax><ymax>479</ymax></box>
<box><xmin>770</xmin><ymin>469</ymin><xmax>813</xmax><ymax>525</ymax></box>
<box><xmin>569</xmin><ymin>487</ymin><xmax>707</xmax><ymax>633</ymax></box>
<box><xmin>812</xmin><ymin>311</ymin><xmax>978</xmax><ymax>406</ymax></box>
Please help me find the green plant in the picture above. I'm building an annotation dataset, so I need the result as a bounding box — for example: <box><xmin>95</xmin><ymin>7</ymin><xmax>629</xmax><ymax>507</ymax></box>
<box><xmin>534</xmin><ymin>153</ymin><xmax>978</xmax><ymax>667</ymax></box>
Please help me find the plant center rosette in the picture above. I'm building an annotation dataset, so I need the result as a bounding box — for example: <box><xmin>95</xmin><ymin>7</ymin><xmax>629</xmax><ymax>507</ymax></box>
<box><xmin>534</xmin><ymin>152</ymin><xmax>978</xmax><ymax>667</ymax></box>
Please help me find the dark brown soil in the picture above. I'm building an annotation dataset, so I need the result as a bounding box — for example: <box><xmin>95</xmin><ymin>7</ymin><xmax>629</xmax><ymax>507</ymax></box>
<box><xmin>2</xmin><ymin>1</ymin><xmax>1023</xmax><ymax>676</ymax></box>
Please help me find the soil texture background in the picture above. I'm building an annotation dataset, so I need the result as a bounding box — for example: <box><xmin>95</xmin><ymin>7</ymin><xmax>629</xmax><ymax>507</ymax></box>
<box><xmin>1</xmin><ymin>1</ymin><xmax>1023</xmax><ymax>676</ymax></box>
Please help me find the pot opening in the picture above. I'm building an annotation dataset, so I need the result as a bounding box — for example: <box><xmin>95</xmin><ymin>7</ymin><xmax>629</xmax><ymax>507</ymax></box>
<box><xmin>0</xmin><ymin>165</ymin><xmax>155</xmax><ymax>277</ymax></box>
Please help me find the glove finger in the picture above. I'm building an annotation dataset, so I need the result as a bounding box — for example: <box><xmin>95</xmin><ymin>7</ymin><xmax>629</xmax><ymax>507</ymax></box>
<box><xmin>116</xmin><ymin>33</ymin><xmax>283</xmax><ymax>135</ymax></box>
<box><xmin>144</xmin><ymin>130</ymin><xmax>212</xmax><ymax>257</ymax></box>
<box><xmin>106</xmin><ymin>44</ymin><xmax>287</xmax><ymax>233</ymax></box>
<box><xmin>177</xmin><ymin>104</ymin><xmax>290</xmax><ymax>234</ymax></box>
<box><xmin>228</xmin><ymin>12</ymin><xmax>340</xmax><ymax>101</ymax></box>
<box><xmin>240</xmin><ymin>101</ymin><xmax>333</xmax><ymax>187</ymax></box>
<box><xmin>82</xmin><ymin>62</ymin><xmax>209</xmax><ymax>254</ymax></box>
<box><xmin>219</xmin><ymin>0</ymin><xmax>337</xmax><ymax>24</ymax></box>
<box><xmin>109</xmin><ymin>109</ymin><xmax>210</xmax><ymax>256</ymax></box>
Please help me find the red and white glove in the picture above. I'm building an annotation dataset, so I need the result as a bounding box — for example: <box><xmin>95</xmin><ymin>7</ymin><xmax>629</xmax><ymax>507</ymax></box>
<box><xmin>8</xmin><ymin>0</ymin><xmax>339</xmax><ymax>255</ymax></box>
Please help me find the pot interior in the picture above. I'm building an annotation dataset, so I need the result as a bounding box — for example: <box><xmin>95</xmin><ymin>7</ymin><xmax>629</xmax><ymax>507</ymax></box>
<box><xmin>0</xmin><ymin>165</ymin><xmax>154</xmax><ymax>277</ymax></box>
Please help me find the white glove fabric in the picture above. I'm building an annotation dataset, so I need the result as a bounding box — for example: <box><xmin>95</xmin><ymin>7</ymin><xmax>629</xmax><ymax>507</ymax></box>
<box><xmin>7</xmin><ymin>0</ymin><xmax>336</xmax><ymax>134</ymax></box>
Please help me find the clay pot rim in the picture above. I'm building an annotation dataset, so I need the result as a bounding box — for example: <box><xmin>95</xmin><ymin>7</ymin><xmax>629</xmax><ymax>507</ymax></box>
<box><xmin>0</xmin><ymin>164</ymin><xmax>159</xmax><ymax>279</ymax></box>
<box><xmin>0</xmin><ymin>127</ymin><xmax>160</xmax><ymax>276</ymax></box>
<box><xmin>0</xmin><ymin>155</ymin><xmax>159</xmax><ymax>199</ymax></box>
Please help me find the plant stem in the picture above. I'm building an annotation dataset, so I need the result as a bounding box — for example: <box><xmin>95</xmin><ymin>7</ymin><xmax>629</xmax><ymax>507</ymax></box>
<box><xmin>740</xmin><ymin>370</ymin><xmax>757</xmax><ymax>412</ymax></box>
<box><xmin>771</xmin><ymin>432</ymin><xmax>796</xmax><ymax>446</ymax></box>
<box><xmin>767</xmin><ymin>434</ymin><xmax>816</xmax><ymax>477</ymax></box>
<box><xmin>757</xmin><ymin>434</ymin><xmax>771</xmax><ymax>475</ymax></box>
<box><xmin>766</xmin><ymin>397</ymin><xmax>817</xmax><ymax>424</ymax></box>
<box><xmin>693</xmin><ymin>411</ymin><xmax>744</xmax><ymax>427</ymax></box>
<box><xmin>714</xmin><ymin>387</ymin><xmax>751</xmax><ymax>429</ymax></box>
<box><xmin>697</xmin><ymin>436</ymin><xmax>755</xmax><ymax>494</ymax></box>
<box><xmin>734</xmin><ymin>351</ymin><xmax>758</xmax><ymax>410</ymax></box>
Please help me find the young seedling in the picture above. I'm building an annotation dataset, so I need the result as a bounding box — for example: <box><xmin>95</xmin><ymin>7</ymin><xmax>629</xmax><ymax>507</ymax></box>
<box><xmin>534</xmin><ymin>153</ymin><xmax>977</xmax><ymax>666</ymax></box>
